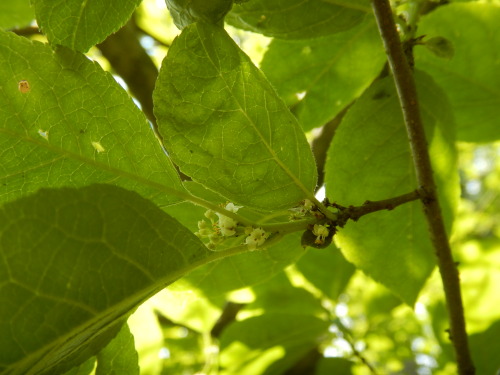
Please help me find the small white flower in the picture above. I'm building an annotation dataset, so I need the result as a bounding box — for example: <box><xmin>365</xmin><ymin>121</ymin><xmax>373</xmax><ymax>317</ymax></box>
<box><xmin>245</xmin><ymin>228</ymin><xmax>269</xmax><ymax>250</ymax></box>
<box><xmin>216</xmin><ymin>203</ymin><xmax>242</xmax><ymax>237</ymax></box>
<box><xmin>312</xmin><ymin>224</ymin><xmax>329</xmax><ymax>245</ymax></box>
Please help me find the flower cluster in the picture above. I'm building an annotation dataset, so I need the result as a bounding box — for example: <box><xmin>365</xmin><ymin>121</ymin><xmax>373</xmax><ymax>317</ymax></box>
<box><xmin>312</xmin><ymin>224</ymin><xmax>329</xmax><ymax>245</ymax></box>
<box><xmin>195</xmin><ymin>202</ymin><xmax>270</xmax><ymax>250</ymax></box>
<box><xmin>196</xmin><ymin>202</ymin><xmax>242</xmax><ymax>249</ymax></box>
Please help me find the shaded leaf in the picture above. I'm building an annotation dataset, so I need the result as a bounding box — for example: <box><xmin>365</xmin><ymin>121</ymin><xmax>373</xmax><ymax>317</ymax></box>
<box><xmin>0</xmin><ymin>30</ymin><xmax>183</xmax><ymax>207</ymax></box>
<box><xmin>154</xmin><ymin>22</ymin><xmax>317</xmax><ymax>210</ymax></box>
<box><xmin>325</xmin><ymin>72</ymin><xmax>458</xmax><ymax>305</ymax></box>
<box><xmin>416</xmin><ymin>3</ymin><xmax>500</xmax><ymax>142</ymax></box>
<box><xmin>0</xmin><ymin>184</ymin><xmax>214</xmax><ymax>374</ymax></box>
<box><xmin>226</xmin><ymin>0</ymin><xmax>368</xmax><ymax>39</ymax></box>
<box><xmin>261</xmin><ymin>17</ymin><xmax>385</xmax><ymax>130</ymax></box>
<box><xmin>32</xmin><ymin>0</ymin><xmax>142</xmax><ymax>52</ymax></box>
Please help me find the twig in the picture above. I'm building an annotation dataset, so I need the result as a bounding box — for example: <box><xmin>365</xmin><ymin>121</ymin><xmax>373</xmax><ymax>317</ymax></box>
<box><xmin>331</xmin><ymin>189</ymin><xmax>422</xmax><ymax>225</ymax></box>
<box><xmin>370</xmin><ymin>1</ymin><xmax>475</xmax><ymax>374</ymax></box>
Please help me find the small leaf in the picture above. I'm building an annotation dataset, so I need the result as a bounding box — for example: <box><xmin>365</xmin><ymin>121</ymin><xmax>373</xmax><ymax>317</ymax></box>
<box><xmin>154</xmin><ymin>22</ymin><xmax>317</xmax><ymax>210</ymax></box>
<box><xmin>0</xmin><ymin>30</ymin><xmax>183</xmax><ymax>207</ymax></box>
<box><xmin>416</xmin><ymin>3</ymin><xmax>500</xmax><ymax>142</ymax></box>
<box><xmin>226</xmin><ymin>0</ymin><xmax>368</xmax><ymax>39</ymax></box>
<box><xmin>424</xmin><ymin>36</ymin><xmax>454</xmax><ymax>59</ymax></box>
<box><xmin>0</xmin><ymin>184</ymin><xmax>213</xmax><ymax>374</ymax></box>
<box><xmin>166</xmin><ymin>0</ymin><xmax>234</xmax><ymax>29</ymax></box>
<box><xmin>261</xmin><ymin>17</ymin><xmax>386</xmax><ymax>131</ymax></box>
<box><xmin>325</xmin><ymin>72</ymin><xmax>458</xmax><ymax>305</ymax></box>
<box><xmin>32</xmin><ymin>0</ymin><xmax>142</xmax><ymax>52</ymax></box>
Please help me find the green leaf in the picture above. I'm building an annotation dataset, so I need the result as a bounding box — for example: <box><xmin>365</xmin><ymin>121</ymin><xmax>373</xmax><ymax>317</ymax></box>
<box><xmin>261</xmin><ymin>17</ymin><xmax>385</xmax><ymax>131</ymax></box>
<box><xmin>225</xmin><ymin>0</ymin><xmax>368</xmax><ymax>39</ymax></box>
<box><xmin>153</xmin><ymin>22</ymin><xmax>317</xmax><ymax>210</ymax></box>
<box><xmin>325</xmin><ymin>72</ymin><xmax>458</xmax><ymax>305</ymax></box>
<box><xmin>166</xmin><ymin>0</ymin><xmax>234</xmax><ymax>29</ymax></box>
<box><xmin>0</xmin><ymin>184</ymin><xmax>216</xmax><ymax>374</ymax></box>
<box><xmin>0</xmin><ymin>30</ymin><xmax>183</xmax><ymax>207</ymax></box>
<box><xmin>172</xmin><ymin>233</ymin><xmax>306</xmax><ymax>296</ymax></box>
<box><xmin>247</xmin><ymin>272</ymin><xmax>325</xmax><ymax>316</ymax></box>
<box><xmin>220</xmin><ymin>314</ymin><xmax>329</xmax><ymax>375</ymax></box>
<box><xmin>95</xmin><ymin>324</ymin><xmax>139</xmax><ymax>375</ymax></box>
<box><xmin>0</xmin><ymin>0</ymin><xmax>35</xmax><ymax>29</ymax></box>
<box><xmin>295</xmin><ymin>246</ymin><xmax>355</xmax><ymax>301</ymax></box>
<box><xmin>415</xmin><ymin>3</ymin><xmax>500</xmax><ymax>142</ymax></box>
<box><xmin>32</xmin><ymin>0</ymin><xmax>142</xmax><ymax>52</ymax></box>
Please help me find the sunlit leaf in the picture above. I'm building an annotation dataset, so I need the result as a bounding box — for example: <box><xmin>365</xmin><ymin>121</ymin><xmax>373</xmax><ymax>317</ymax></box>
<box><xmin>325</xmin><ymin>72</ymin><xmax>458</xmax><ymax>305</ymax></box>
<box><xmin>32</xmin><ymin>0</ymin><xmax>142</xmax><ymax>52</ymax></box>
<box><xmin>0</xmin><ymin>30</ymin><xmax>183</xmax><ymax>207</ymax></box>
<box><xmin>416</xmin><ymin>3</ymin><xmax>500</xmax><ymax>142</ymax></box>
<box><xmin>0</xmin><ymin>184</ymin><xmax>213</xmax><ymax>374</ymax></box>
<box><xmin>154</xmin><ymin>21</ymin><xmax>317</xmax><ymax>210</ymax></box>
<box><xmin>261</xmin><ymin>17</ymin><xmax>385</xmax><ymax>130</ymax></box>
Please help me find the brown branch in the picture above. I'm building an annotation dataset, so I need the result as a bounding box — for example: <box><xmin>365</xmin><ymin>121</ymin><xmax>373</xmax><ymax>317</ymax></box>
<box><xmin>370</xmin><ymin>1</ymin><xmax>474</xmax><ymax>374</ymax></box>
<box><xmin>330</xmin><ymin>190</ymin><xmax>421</xmax><ymax>225</ymax></box>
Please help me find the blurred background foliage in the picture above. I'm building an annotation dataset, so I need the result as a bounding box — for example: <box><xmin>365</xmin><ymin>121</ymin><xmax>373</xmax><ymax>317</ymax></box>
<box><xmin>7</xmin><ymin>0</ymin><xmax>500</xmax><ymax>373</ymax></box>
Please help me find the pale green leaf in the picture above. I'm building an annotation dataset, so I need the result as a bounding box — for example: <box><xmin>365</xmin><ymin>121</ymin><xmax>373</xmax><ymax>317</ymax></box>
<box><xmin>154</xmin><ymin>22</ymin><xmax>317</xmax><ymax>210</ymax></box>
<box><xmin>325</xmin><ymin>72</ymin><xmax>458</xmax><ymax>305</ymax></box>
<box><xmin>0</xmin><ymin>0</ymin><xmax>34</xmax><ymax>29</ymax></box>
<box><xmin>95</xmin><ymin>324</ymin><xmax>139</xmax><ymax>375</ymax></box>
<box><xmin>261</xmin><ymin>17</ymin><xmax>385</xmax><ymax>131</ymax></box>
<box><xmin>32</xmin><ymin>0</ymin><xmax>142</xmax><ymax>52</ymax></box>
<box><xmin>0</xmin><ymin>184</ymin><xmax>215</xmax><ymax>374</ymax></box>
<box><xmin>226</xmin><ymin>0</ymin><xmax>367</xmax><ymax>39</ymax></box>
<box><xmin>416</xmin><ymin>3</ymin><xmax>500</xmax><ymax>142</ymax></box>
<box><xmin>0</xmin><ymin>30</ymin><xmax>183</xmax><ymax>207</ymax></box>
<box><xmin>220</xmin><ymin>314</ymin><xmax>329</xmax><ymax>375</ymax></box>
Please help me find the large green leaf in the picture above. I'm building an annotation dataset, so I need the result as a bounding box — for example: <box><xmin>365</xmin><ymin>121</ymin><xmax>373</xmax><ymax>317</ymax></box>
<box><xmin>0</xmin><ymin>0</ymin><xmax>34</xmax><ymax>29</ymax></box>
<box><xmin>220</xmin><ymin>314</ymin><xmax>329</xmax><ymax>375</ymax></box>
<box><xmin>226</xmin><ymin>0</ymin><xmax>369</xmax><ymax>39</ymax></box>
<box><xmin>261</xmin><ymin>17</ymin><xmax>385</xmax><ymax>131</ymax></box>
<box><xmin>325</xmin><ymin>72</ymin><xmax>458</xmax><ymax>305</ymax></box>
<box><xmin>415</xmin><ymin>3</ymin><xmax>500</xmax><ymax>142</ymax></box>
<box><xmin>32</xmin><ymin>0</ymin><xmax>142</xmax><ymax>52</ymax></box>
<box><xmin>154</xmin><ymin>22</ymin><xmax>317</xmax><ymax>211</ymax></box>
<box><xmin>0</xmin><ymin>30</ymin><xmax>183</xmax><ymax>206</ymax></box>
<box><xmin>0</xmin><ymin>184</ymin><xmax>216</xmax><ymax>374</ymax></box>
